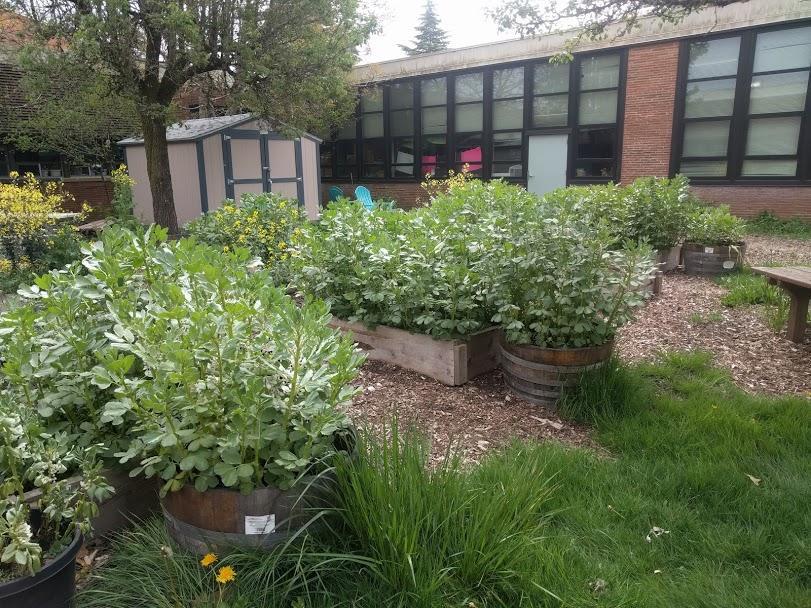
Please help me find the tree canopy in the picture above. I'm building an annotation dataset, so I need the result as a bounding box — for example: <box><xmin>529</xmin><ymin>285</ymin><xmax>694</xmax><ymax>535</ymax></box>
<box><xmin>10</xmin><ymin>0</ymin><xmax>375</xmax><ymax>234</ymax></box>
<box><xmin>399</xmin><ymin>1</ymin><xmax>450</xmax><ymax>56</ymax></box>
<box><xmin>489</xmin><ymin>0</ymin><xmax>744</xmax><ymax>42</ymax></box>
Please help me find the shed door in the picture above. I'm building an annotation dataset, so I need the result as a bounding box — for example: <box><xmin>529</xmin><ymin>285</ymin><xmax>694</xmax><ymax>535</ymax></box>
<box><xmin>222</xmin><ymin>129</ymin><xmax>269</xmax><ymax>203</ymax></box>
<box><xmin>266</xmin><ymin>138</ymin><xmax>304</xmax><ymax>204</ymax></box>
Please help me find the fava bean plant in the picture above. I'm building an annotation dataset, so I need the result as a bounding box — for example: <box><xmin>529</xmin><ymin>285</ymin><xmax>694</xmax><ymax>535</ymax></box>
<box><xmin>0</xmin><ymin>397</ymin><xmax>112</xmax><ymax>578</ymax></box>
<box><xmin>0</xmin><ymin>226</ymin><xmax>364</xmax><ymax>496</ymax></box>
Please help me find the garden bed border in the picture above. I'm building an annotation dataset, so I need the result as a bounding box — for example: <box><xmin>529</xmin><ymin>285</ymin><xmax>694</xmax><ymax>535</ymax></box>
<box><xmin>328</xmin><ymin>318</ymin><xmax>501</xmax><ymax>386</ymax></box>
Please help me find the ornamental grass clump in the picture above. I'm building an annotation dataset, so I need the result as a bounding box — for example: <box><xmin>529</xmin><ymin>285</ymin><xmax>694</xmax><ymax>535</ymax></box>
<box><xmin>0</xmin><ymin>226</ymin><xmax>364</xmax><ymax>496</ymax></box>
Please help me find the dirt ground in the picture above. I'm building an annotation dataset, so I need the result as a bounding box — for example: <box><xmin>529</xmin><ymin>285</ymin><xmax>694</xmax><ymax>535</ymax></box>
<box><xmin>346</xmin><ymin>234</ymin><xmax>811</xmax><ymax>457</ymax></box>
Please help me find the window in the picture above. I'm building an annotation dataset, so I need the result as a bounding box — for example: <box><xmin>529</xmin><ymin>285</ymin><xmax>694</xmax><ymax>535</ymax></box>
<box><xmin>492</xmin><ymin>67</ymin><xmax>524</xmax><ymax>177</ymax></box>
<box><xmin>742</xmin><ymin>26</ymin><xmax>810</xmax><ymax>177</ymax></box>
<box><xmin>533</xmin><ymin>61</ymin><xmax>569</xmax><ymax>127</ymax></box>
<box><xmin>0</xmin><ymin>149</ymin><xmax>8</xmax><ymax>177</ymax></box>
<box><xmin>360</xmin><ymin>88</ymin><xmax>385</xmax><ymax>178</ymax></box>
<box><xmin>574</xmin><ymin>53</ymin><xmax>621</xmax><ymax>179</ymax></box>
<box><xmin>389</xmin><ymin>82</ymin><xmax>415</xmax><ymax>177</ymax></box>
<box><xmin>675</xmin><ymin>24</ymin><xmax>811</xmax><ymax>182</ymax></box>
<box><xmin>678</xmin><ymin>36</ymin><xmax>740</xmax><ymax>177</ymax></box>
<box><xmin>454</xmin><ymin>72</ymin><xmax>483</xmax><ymax>175</ymax></box>
<box><xmin>421</xmin><ymin>77</ymin><xmax>448</xmax><ymax>177</ymax></box>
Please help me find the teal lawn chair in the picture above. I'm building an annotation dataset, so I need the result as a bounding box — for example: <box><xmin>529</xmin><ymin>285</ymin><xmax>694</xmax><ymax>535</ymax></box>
<box><xmin>328</xmin><ymin>186</ymin><xmax>344</xmax><ymax>202</ymax></box>
<box><xmin>354</xmin><ymin>185</ymin><xmax>374</xmax><ymax>211</ymax></box>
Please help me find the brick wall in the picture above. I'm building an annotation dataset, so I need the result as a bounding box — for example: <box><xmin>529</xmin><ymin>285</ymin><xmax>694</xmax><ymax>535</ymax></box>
<box><xmin>61</xmin><ymin>178</ymin><xmax>114</xmax><ymax>220</ymax></box>
<box><xmin>692</xmin><ymin>186</ymin><xmax>811</xmax><ymax>220</ymax></box>
<box><xmin>620</xmin><ymin>40</ymin><xmax>680</xmax><ymax>182</ymax></box>
<box><xmin>321</xmin><ymin>182</ymin><xmax>425</xmax><ymax>209</ymax></box>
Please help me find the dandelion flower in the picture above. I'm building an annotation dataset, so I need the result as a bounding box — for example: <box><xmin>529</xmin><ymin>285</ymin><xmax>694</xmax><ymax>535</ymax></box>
<box><xmin>200</xmin><ymin>553</ymin><xmax>218</xmax><ymax>567</ymax></box>
<box><xmin>215</xmin><ymin>565</ymin><xmax>236</xmax><ymax>584</ymax></box>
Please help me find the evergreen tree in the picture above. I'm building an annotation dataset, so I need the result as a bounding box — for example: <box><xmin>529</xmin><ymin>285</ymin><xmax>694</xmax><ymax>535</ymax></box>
<box><xmin>399</xmin><ymin>1</ymin><xmax>450</xmax><ymax>56</ymax></box>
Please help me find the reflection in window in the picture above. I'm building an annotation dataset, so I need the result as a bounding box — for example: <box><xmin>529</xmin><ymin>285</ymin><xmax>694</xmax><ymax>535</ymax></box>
<box><xmin>492</xmin><ymin>132</ymin><xmax>523</xmax><ymax>178</ymax></box>
<box><xmin>421</xmin><ymin>135</ymin><xmax>447</xmax><ymax>178</ymax></box>
<box><xmin>575</xmin><ymin>129</ymin><xmax>614</xmax><ymax>178</ymax></box>
<box><xmin>455</xmin><ymin>133</ymin><xmax>482</xmax><ymax>175</ymax></box>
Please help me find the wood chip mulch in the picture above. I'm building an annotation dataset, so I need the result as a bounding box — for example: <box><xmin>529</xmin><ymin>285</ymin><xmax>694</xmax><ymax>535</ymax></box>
<box><xmin>344</xmin><ymin>360</ymin><xmax>596</xmax><ymax>464</ymax></box>
<box><xmin>618</xmin><ymin>234</ymin><xmax>811</xmax><ymax>397</ymax></box>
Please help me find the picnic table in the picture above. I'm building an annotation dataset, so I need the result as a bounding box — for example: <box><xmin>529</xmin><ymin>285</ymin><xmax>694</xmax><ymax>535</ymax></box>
<box><xmin>751</xmin><ymin>266</ymin><xmax>811</xmax><ymax>343</ymax></box>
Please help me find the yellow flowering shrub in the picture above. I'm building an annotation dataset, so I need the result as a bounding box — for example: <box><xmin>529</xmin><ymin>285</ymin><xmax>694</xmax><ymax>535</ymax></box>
<box><xmin>185</xmin><ymin>193</ymin><xmax>305</xmax><ymax>285</ymax></box>
<box><xmin>0</xmin><ymin>172</ymin><xmax>87</xmax><ymax>290</ymax></box>
<box><xmin>420</xmin><ymin>164</ymin><xmax>476</xmax><ymax>201</ymax></box>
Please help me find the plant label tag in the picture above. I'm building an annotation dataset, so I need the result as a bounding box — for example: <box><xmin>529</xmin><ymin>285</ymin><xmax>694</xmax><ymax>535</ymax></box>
<box><xmin>722</xmin><ymin>260</ymin><xmax>735</xmax><ymax>269</ymax></box>
<box><xmin>704</xmin><ymin>247</ymin><xmax>714</xmax><ymax>254</ymax></box>
<box><xmin>244</xmin><ymin>514</ymin><xmax>275</xmax><ymax>535</ymax></box>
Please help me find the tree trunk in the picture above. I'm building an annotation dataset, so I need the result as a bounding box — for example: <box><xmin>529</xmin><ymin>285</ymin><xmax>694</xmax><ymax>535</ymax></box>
<box><xmin>140</xmin><ymin>114</ymin><xmax>179</xmax><ymax>235</ymax></box>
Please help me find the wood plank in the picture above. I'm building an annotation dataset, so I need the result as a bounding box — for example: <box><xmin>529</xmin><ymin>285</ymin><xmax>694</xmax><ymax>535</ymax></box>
<box><xmin>752</xmin><ymin>266</ymin><xmax>811</xmax><ymax>289</ymax></box>
<box><xmin>328</xmin><ymin>318</ymin><xmax>500</xmax><ymax>386</ymax></box>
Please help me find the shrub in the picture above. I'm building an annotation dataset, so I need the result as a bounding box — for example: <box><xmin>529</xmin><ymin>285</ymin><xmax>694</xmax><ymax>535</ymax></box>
<box><xmin>542</xmin><ymin>175</ymin><xmax>693</xmax><ymax>250</ymax></box>
<box><xmin>185</xmin><ymin>193</ymin><xmax>306</xmax><ymax>285</ymax></box>
<box><xmin>291</xmin><ymin>180</ymin><xmax>540</xmax><ymax>339</ymax></box>
<box><xmin>0</xmin><ymin>172</ymin><xmax>86</xmax><ymax>291</ymax></box>
<box><xmin>479</xmin><ymin>216</ymin><xmax>654</xmax><ymax>348</ymax></box>
<box><xmin>685</xmin><ymin>204</ymin><xmax>746</xmax><ymax>245</ymax></box>
<box><xmin>108</xmin><ymin>164</ymin><xmax>140</xmax><ymax>229</ymax></box>
<box><xmin>0</xmin><ymin>227</ymin><xmax>364</xmax><ymax>495</ymax></box>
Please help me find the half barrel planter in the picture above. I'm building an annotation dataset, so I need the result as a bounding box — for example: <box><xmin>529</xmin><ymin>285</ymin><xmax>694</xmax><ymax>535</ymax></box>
<box><xmin>683</xmin><ymin>242</ymin><xmax>746</xmax><ymax>276</ymax></box>
<box><xmin>499</xmin><ymin>339</ymin><xmax>614</xmax><ymax>408</ymax></box>
<box><xmin>328</xmin><ymin>318</ymin><xmax>501</xmax><ymax>386</ymax></box>
<box><xmin>0</xmin><ymin>528</ymin><xmax>82</xmax><ymax>608</ymax></box>
<box><xmin>161</xmin><ymin>484</ymin><xmax>310</xmax><ymax>554</ymax></box>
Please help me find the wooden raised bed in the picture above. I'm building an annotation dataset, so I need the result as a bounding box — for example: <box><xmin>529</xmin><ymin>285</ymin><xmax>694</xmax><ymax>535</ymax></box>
<box><xmin>329</xmin><ymin>318</ymin><xmax>501</xmax><ymax>386</ymax></box>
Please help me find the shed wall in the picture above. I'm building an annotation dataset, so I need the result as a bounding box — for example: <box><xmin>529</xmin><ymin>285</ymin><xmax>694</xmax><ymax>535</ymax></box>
<box><xmin>168</xmin><ymin>143</ymin><xmax>202</xmax><ymax>227</ymax></box>
<box><xmin>301</xmin><ymin>138</ymin><xmax>321</xmax><ymax>220</ymax></box>
<box><xmin>202</xmin><ymin>134</ymin><xmax>226</xmax><ymax>210</ymax></box>
<box><xmin>126</xmin><ymin>146</ymin><xmax>154</xmax><ymax>223</ymax></box>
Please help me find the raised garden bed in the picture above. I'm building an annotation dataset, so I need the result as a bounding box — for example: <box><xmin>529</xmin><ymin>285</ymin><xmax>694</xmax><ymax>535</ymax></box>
<box><xmin>329</xmin><ymin>318</ymin><xmax>501</xmax><ymax>386</ymax></box>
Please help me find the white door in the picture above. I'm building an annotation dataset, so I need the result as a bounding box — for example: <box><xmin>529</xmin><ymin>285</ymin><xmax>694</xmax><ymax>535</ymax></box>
<box><xmin>527</xmin><ymin>134</ymin><xmax>568</xmax><ymax>195</ymax></box>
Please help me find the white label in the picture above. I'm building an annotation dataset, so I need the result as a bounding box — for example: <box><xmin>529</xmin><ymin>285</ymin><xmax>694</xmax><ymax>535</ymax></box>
<box><xmin>244</xmin><ymin>514</ymin><xmax>275</xmax><ymax>535</ymax></box>
<box><xmin>722</xmin><ymin>260</ymin><xmax>735</xmax><ymax>269</ymax></box>
<box><xmin>704</xmin><ymin>247</ymin><xmax>714</xmax><ymax>254</ymax></box>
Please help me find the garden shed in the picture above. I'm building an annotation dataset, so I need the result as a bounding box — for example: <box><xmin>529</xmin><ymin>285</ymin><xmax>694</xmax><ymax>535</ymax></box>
<box><xmin>119</xmin><ymin>114</ymin><xmax>322</xmax><ymax>226</ymax></box>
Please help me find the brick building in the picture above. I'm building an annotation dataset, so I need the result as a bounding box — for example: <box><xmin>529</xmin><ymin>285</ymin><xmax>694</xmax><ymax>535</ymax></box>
<box><xmin>321</xmin><ymin>0</ymin><xmax>811</xmax><ymax>218</ymax></box>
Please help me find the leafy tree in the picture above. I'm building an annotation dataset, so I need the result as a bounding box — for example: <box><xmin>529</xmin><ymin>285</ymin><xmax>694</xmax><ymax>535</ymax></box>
<box><xmin>10</xmin><ymin>1</ymin><xmax>375</xmax><ymax>235</ymax></box>
<box><xmin>399</xmin><ymin>1</ymin><xmax>449</xmax><ymax>56</ymax></box>
<box><xmin>489</xmin><ymin>0</ymin><xmax>743</xmax><ymax>42</ymax></box>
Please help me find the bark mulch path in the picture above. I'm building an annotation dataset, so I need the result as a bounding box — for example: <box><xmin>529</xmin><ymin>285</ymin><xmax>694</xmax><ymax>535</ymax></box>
<box><xmin>345</xmin><ymin>360</ymin><xmax>595</xmax><ymax>463</ymax></box>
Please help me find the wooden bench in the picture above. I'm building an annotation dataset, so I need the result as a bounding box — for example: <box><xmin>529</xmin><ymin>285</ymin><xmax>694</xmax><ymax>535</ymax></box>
<box><xmin>751</xmin><ymin>266</ymin><xmax>811</xmax><ymax>343</ymax></box>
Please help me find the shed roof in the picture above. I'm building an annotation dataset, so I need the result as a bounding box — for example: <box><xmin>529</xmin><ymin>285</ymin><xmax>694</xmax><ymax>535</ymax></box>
<box><xmin>118</xmin><ymin>113</ymin><xmax>322</xmax><ymax>146</ymax></box>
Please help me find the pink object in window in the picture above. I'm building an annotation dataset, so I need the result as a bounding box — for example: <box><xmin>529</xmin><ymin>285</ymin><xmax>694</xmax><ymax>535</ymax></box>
<box><xmin>460</xmin><ymin>146</ymin><xmax>482</xmax><ymax>171</ymax></box>
<box><xmin>421</xmin><ymin>155</ymin><xmax>437</xmax><ymax>176</ymax></box>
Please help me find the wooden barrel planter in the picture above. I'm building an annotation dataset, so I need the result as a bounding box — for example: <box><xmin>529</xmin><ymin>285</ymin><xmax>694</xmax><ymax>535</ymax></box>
<box><xmin>683</xmin><ymin>242</ymin><xmax>746</xmax><ymax>276</ymax></box>
<box><xmin>499</xmin><ymin>339</ymin><xmax>614</xmax><ymax>408</ymax></box>
<box><xmin>161</xmin><ymin>483</ymin><xmax>310</xmax><ymax>554</ymax></box>
<box><xmin>655</xmin><ymin>245</ymin><xmax>682</xmax><ymax>272</ymax></box>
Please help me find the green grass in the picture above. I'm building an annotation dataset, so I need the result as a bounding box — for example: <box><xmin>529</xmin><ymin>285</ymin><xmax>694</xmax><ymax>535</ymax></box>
<box><xmin>746</xmin><ymin>211</ymin><xmax>811</xmax><ymax>239</ymax></box>
<box><xmin>81</xmin><ymin>353</ymin><xmax>811</xmax><ymax>607</ymax></box>
<box><xmin>716</xmin><ymin>269</ymin><xmax>808</xmax><ymax>331</ymax></box>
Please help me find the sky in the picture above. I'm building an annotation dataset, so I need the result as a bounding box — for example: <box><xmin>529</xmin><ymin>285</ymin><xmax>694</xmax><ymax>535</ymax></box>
<box><xmin>359</xmin><ymin>0</ymin><xmax>517</xmax><ymax>64</ymax></box>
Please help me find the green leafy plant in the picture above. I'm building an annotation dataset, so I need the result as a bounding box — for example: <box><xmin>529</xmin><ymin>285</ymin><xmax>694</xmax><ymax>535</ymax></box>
<box><xmin>0</xmin><ymin>397</ymin><xmax>113</xmax><ymax>579</ymax></box>
<box><xmin>685</xmin><ymin>204</ymin><xmax>746</xmax><ymax>245</ymax></box>
<box><xmin>745</xmin><ymin>211</ymin><xmax>811</xmax><ymax>239</ymax></box>
<box><xmin>185</xmin><ymin>194</ymin><xmax>306</xmax><ymax>285</ymax></box>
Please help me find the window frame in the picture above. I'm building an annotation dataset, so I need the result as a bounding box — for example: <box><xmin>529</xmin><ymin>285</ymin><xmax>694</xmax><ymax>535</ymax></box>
<box><xmin>320</xmin><ymin>49</ymin><xmax>628</xmax><ymax>185</ymax></box>
<box><xmin>671</xmin><ymin>21</ymin><xmax>811</xmax><ymax>184</ymax></box>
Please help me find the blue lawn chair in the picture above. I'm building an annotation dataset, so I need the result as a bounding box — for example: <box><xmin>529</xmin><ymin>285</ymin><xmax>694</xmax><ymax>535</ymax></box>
<box><xmin>328</xmin><ymin>186</ymin><xmax>344</xmax><ymax>202</ymax></box>
<box><xmin>354</xmin><ymin>185</ymin><xmax>374</xmax><ymax>211</ymax></box>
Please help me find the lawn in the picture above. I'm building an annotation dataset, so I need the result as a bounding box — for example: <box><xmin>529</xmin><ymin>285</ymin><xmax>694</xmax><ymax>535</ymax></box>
<box><xmin>80</xmin><ymin>352</ymin><xmax>810</xmax><ymax>608</ymax></box>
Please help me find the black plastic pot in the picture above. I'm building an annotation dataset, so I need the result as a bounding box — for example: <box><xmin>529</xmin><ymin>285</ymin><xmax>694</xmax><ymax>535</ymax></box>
<box><xmin>0</xmin><ymin>528</ymin><xmax>82</xmax><ymax>608</ymax></box>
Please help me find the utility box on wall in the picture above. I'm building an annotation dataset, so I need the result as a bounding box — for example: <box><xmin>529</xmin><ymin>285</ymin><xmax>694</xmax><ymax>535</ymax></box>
<box><xmin>119</xmin><ymin>114</ymin><xmax>322</xmax><ymax>226</ymax></box>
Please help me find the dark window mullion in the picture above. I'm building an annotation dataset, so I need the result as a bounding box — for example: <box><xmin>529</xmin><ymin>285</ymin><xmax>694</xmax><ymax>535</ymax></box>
<box><xmin>567</xmin><ymin>57</ymin><xmax>580</xmax><ymax>182</ymax></box>
<box><xmin>383</xmin><ymin>86</ymin><xmax>391</xmax><ymax>180</ymax></box>
<box><xmin>448</xmin><ymin>74</ymin><xmax>455</xmax><ymax>175</ymax></box>
<box><xmin>670</xmin><ymin>39</ymin><xmax>690</xmax><ymax>177</ymax></box>
<box><xmin>483</xmin><ymin>69</ymin><xmax>494</xmax><ymax>179</ymax></box>
<box><xmin>414</xmin><ymin>80</ymin><xmax>422</xmax><ymax>178</ymax></box>
<box><xmin>728</xmin><ymin>30</ymin><xmax>756</xmax><ymax>179</ymax></box>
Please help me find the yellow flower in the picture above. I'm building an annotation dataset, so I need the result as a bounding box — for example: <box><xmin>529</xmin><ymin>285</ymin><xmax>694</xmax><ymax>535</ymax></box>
<box><xmin>200</xmin><ymin>553</ymin><xmax>218</xmax><ymax>567</ymax></box>
<box><xmin>0</xmin><ymin>258</ymin><xmax>11</xmax><ymax>273</ymax></box>
<box><xmin>215</xmin><ymin>565</ymin><xmax>236</xmax><ymax>584</ymax></box>
<box><xmin>223</xmin><ymin>245</ymin><xmax>230</xmax><ymax>252</ymax></box>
